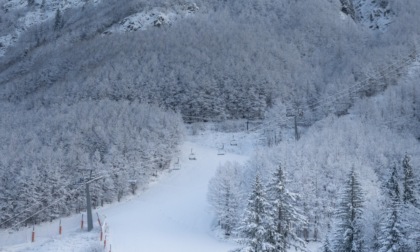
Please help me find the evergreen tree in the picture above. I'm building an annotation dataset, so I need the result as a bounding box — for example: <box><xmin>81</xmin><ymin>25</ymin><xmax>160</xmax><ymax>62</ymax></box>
<box><xmin>323</xmin><ymin>236</ymin><xmax>333</xmax><ymax>252</ymax></box>
<box><xmin>266</xmin><ymin>165</ymin><xmax>306</xmax><ymax>252</ymax></box>
<box><xmin>238</xmin><ymin>175</ymin><xmax>275</xmax><ymax>252</ymax></box>
<box><xmin>402</xmin><ymin>155</ymin><xmax>417</xmax><ymax>206</ymax></box>
<box><xmin>379</xmin><ymin>164</ymin><xmax>405</xmax><ymax>252</ymax></box>
<box><xmin>332</xmin><ymin>167</ymin><xmax>365</xmax><ymax>252</ymax></box>
<box><xmin>54</xmin><ymin>9</ymin><xmax>63</xmax><ymax>31</ymax></box>
<box><xmin>208</xmin><ymin>162</ymin><xmax>241</xmax><ymax>237</ymax></box>
<box><xmin>15</xmin><ymin>164</ymin><xmax>42</xmax><ymax>226</ymax></box>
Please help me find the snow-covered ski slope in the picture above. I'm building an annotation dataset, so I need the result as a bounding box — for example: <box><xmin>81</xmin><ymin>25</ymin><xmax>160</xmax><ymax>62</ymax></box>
<box><xmin>0</xmin><ymin>131</ymin><xmax>253</xmax><ymax>252</ymax></box>
<box><xmin>104</xmin><ymin>140</ymin><xmax>249</xmax><ymax>252</ymax></box>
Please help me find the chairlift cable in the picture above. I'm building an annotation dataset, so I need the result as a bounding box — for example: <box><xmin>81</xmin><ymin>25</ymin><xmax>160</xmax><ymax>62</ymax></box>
<box><xmin>305</xmin><ymin>55</ymin><xmax>415</xmax><ymax>111</ymax></box>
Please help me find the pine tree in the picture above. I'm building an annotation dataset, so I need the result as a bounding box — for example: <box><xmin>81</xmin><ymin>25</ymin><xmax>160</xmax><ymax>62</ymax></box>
<box><xmin>323</xmin><ymin>236</ymin><xmax>333</xmax><ymax>252</ymax></box>
<box><xmin>266</xmin><ymin>165</ymin><xmax>306</xmax><ymax>252</ymax></box>
<box><xmin>332</xmin><ymin>167</ymin><xmax>365</xmax><ymax>252</ymax></box>
<box><xmin>402</xmin><ymin>155</ymin><xmax>417</xmax><ymax>206</ymax></box>
<box><xmin>208</xmin><ymin>162</ymin><xmax>241</xmax><ymax>237</ymax></box>
<box><xmin>238</xmin><ymin>175</ymin><xmax>275</xmax><ymax>252</ymax></box>
<box><xmin>379</xmin><ymin>164</ymin><xmax>405</xmax><ymax>252</ymax></box>
<box><xmin>15</xmin><ymin>164</ymin><xmax>42</xmax><ymax>226</ymax></box>
<box><xmin>54</xmin><ymin>9</ymin><xmax>63</xmax><ymax>31</ymax></box>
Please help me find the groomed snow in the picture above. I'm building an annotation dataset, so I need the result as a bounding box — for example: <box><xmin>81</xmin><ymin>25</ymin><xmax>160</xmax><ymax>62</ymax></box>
<box><xmin>103</xmin><ymin>139</ymin><xmax>249</xmax><ymax>252</ymax></box>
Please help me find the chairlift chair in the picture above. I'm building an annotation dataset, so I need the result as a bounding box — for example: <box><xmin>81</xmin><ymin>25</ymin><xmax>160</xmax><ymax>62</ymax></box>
<box><xmin>217</xmin><ymin>144</ymin><xmax>225</xmax><ymax>155</ymax></box>
<box><xmin>173</xmin><ymin>157</ymin><xmax>181</xmax><ymax>170</ymax></box>
<box><xmin>189</xmin><ymin>149</ymin><xmax>196</xmax><ymax>160</ymax></box>
<box><xmin>230</xmin><ymin>135</ymin><xmax>238</xmax><ymax>146</ymax></box>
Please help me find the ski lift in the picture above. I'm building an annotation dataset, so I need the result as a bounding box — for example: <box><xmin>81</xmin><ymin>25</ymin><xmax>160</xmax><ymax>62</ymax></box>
<box><xmin>230</xmin><ymin>135</ymin><xmax>238</xmax><ymax>146</ymax></box>
<box><xmin>189</xmin><ymin>148</ymin><xmax>196</xmax><ymax>160</ymax></box>
<box><xmin>172</xmin><ymin>157</ymin><xmax>181</xmax><ymax>170</ymax></box>
<box><xmin>217</xmin><ymin>144</ymin><xmax>225</xmax><ymax>156</ymax></box>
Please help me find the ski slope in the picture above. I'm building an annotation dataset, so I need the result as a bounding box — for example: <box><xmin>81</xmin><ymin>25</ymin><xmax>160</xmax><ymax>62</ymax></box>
<box><xmin>0</xmin><ymin>131</ymin><xmax>252</xmax><ymax>252</ymax></box>
<box><xmin>103</xmin><ymin>140</ymin><xmax>249</xmax><ymax>252</ymax></box>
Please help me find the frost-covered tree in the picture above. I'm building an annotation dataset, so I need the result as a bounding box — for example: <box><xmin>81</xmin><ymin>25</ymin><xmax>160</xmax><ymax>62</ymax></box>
<box><xmin>54</xmin><ymin>9</ymin><xmax>63</xmax><ymax>31</ymax></box>
<box><xmin>378</xmin><ymin>164</ymin><xmax>405</xmax><ymax>252</ymax></box>
<box><xmin>340</xmin><ymin>0</ymin><xmax>356</xmax><ymax>19</ymax></box>
<box><xmin>0</xmin><ymin>100</ymin><xmax>184</xmax><ymax>228</ymax></box>
<box><xmin>402</xmin><ymin>155</ymin><xmax>417</xmax><ymax>206</ymax></box>
<box><xmin>332</xmin><ymin>167</ymin><xmax>365</xmax><ymax>252</ymax></box>
<box><xmin>208</xmin><ymin>162</ymin><xmax>242</xmax><ymax>236</ymax></box>
<box><xmin>238</xmin><ymin>175</ymin><xmax>274</xmax><ymax>252</ymax></box>
<box><xmin>322</xmin><ymin>236</ymin><xmax>333</xmax><ymax>252</ymax></box>
<box><xmin>266</xmin><ymin>165</ymin><xmax>305</xmax><ymax>252</ymax></box>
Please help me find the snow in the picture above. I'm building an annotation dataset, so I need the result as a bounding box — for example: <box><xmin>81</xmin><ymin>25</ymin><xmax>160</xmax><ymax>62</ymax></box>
<box><xmin>0</xmin><ymin>0</ymin><xmax>199</xmax><ymax>57</ymax></box>
<box><xmin>0</xmin><ymin>129</ymin><xmax>332</xmax><ymax>251</ymax></box>
<box><xmin>0</xmin><ymin>35</ymin><xmax>14</xmax><ymax>57</ymax></box>
<box><xmin>0</xmin><ymin>130</ymin><xmax>251</xmax><ymax>252</ymax></box>
<box><xmin>0</xmin><ymin>0</ymin><xmax>93</xmax><ymax>57</ymax></box>
<box><xmin>103</xmin><ymin>140</ymin><xmax>248</xmax><ymax>252</ymax></box>
<box><xmin>354</xmin><ymin>0</ymin><xmax>393</xmax><ymax>31</ymax></box>
<box><xmin>104</xmin><ymin>4</ymin><xmax>198</xmax><ymax>34</ymax></box>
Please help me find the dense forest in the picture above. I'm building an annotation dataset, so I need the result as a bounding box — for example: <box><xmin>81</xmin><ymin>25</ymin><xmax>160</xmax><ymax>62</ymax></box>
<box><xmin>1</xmin><ymin>0</ymin><xmax>419</xmax><ymax>121</ymax></box>
<box><xmin>0</xmin><ymin>0</ymin><xmax>419</xmax><ymax>251</ymax></box>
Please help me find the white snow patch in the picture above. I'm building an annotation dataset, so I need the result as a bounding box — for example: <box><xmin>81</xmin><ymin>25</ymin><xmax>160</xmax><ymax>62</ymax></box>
<box><xmin>104</xmin><ymin>3</ymin><xmax>199</xmax><ymax>34</ymax></box>
<box><xmin>0</xmin><ymin>0</ymin><xmax>95</xmax><ymax>57</ymax></box>
<box><xmin>0</xmin><ymin>0</ymin><xmax>199</xmax><ymax>57</ymax></box>
<box><xmin>0</xmin><ymin>34</ymin><xmax>14</xmax><ymax>57</ymax></box>
<box><xmin>355</xmin><ymin>0</ymin><xmax>393</xmax><ymax>31</ymax></box>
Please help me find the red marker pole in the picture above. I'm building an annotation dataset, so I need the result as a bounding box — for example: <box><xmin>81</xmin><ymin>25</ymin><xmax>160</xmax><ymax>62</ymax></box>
<box><xmin>104</xmin><ymin>235</ymin><xmax>107</xmax><ymax>249</ymax></box>
<box><xmin>59</xmin><ymin>219</ymin><xmax>62</xmax><ymax>235</ymax></box>
<box><xmin>31</xmin><ymin>226</ymin><xmax>35</xmax><ymax>243</ymax></box>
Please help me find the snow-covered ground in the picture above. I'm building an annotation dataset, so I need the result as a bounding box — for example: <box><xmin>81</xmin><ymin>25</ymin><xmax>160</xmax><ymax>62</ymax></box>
<box><xmin>103</xmin><ymin>139</ymin><xmax>249</xmax><ymax>252</ymax></box>
<box><xmin>104</xmin><ymin>3</ymin><xmax>198</xmax><ymax>34</ymax></box>
<box><xmin>0</xmin><ymin>0</ymin><xmax>94</xmax><ymax>57</ymax></box>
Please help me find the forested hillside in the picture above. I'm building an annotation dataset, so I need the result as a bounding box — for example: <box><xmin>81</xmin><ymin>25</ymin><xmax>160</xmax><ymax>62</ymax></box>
<box><xmin>0</xmin><ymin>1</ymin><xmax>419</xmax><ymax>251</ymax></box>
<box><xmin>1</xmin><ymin>0</ymin><xmax>419</xmax><ymax>120</ymax></box>
<box><xmin>208</xmin><ymin>63</ymin><xmax>420</xmax><ymax>251</ymax></box>
<box><xmin>0</xmin><ymin>100</ymin><xmax>184</xmax><ymax>228</ymax></box>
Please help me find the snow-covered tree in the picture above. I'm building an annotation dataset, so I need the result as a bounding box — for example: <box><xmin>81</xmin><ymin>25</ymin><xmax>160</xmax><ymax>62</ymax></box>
<box><xmin>378</xmin><ymin>164</ymin><xmax>405</xmax><ymax>252</ymax></box>
<box><xmin>54</xmin><ymin>9</ymin><xmax>63</xmax><ymax>31</ymax></box>
<box><xmin>208</xmin><ymin>162</ymin><xmax>242</xmax><ymax>236</ymax></box>
<box><xmin>266</xmin><ymin>165</ymin><xmax>305</xmax><ymax>252</ymax></box>
<box><xmin>238</xmin><ymin>175</ymin><xmax>274</xmax><ymax>252</ymax></box>
<box><xmin>402</xmin><ymin>155</ymin><xmax>417</xmax><ymax>206</ymax></box>
<box><xmin>322</xmin><ymin>235</ymin><xmax>333</xmax><ymax>252</ymax></box>
<box><xmin>332</xmin><ymin>167</ymin><xmax>365</xmax><ymax>252</ymax></box>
